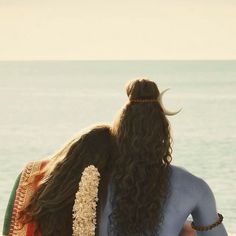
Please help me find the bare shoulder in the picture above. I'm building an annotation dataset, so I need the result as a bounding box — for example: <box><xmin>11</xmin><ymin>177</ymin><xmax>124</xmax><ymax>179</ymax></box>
<box><xmin>169</xmin><ymin>164</ymin><xmax>208</xmax><ymax>195</ymax></box>
<box><xmin>169</xmin><ymin>164</ymin><xmax>202</xmax><ymax>182</ymax></box>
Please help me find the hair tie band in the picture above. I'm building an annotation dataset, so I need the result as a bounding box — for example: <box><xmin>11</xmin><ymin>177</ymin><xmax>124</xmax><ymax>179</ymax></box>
<box><xmin>128</xmin><ymin>88</ymin><xmax>182</xmax><ymax>116</ymax></box>
<box><xmin>130</xmin><ymin>99</ymin><xmax>158</xmax><ymax>103</ymax></box>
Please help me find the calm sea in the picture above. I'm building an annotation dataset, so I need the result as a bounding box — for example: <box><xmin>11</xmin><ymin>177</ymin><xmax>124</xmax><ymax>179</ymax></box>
<box><xmin>0</xmin><ymin>60</ymin><xmax>235</xmax><ymax>234</ymax></box>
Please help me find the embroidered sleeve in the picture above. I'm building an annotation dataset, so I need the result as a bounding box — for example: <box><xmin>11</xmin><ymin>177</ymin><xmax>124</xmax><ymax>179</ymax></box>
<box><xmin>2</xmin><ymin>172</ymin><xmax>22</xmax><ymax>236</ymax></box>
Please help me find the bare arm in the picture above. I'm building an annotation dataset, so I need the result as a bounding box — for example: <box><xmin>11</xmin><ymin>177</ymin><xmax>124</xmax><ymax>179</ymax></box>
<box><xmin>191</xmin><ymin>178</ymin><xmax>228</xmax><ymax>236</ymax></box>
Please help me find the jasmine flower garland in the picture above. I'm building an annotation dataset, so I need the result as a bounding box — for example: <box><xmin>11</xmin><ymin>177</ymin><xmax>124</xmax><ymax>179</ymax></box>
<box><xmin>72</xmin><ymin>165</ymin><xmax>100</xmax><ymax>236</ymax></box>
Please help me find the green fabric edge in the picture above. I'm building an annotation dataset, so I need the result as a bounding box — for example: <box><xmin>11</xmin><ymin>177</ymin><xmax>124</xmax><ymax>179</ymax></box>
<box><xmin>2</xmin><ymin>172</ymin><xmax>22</xmax><ymax>235</ymax></box>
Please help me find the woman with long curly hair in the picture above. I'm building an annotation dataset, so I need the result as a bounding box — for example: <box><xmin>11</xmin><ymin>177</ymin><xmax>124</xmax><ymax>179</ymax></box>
<box><xmin>3</xmin><ymin>78</ymin><xmax>228</xmax><ymax>236</ymax></box>
<box><xmin>3</xmin><ymin>124</ymin><xmax>116</xmax><ymax>236</ymax></box>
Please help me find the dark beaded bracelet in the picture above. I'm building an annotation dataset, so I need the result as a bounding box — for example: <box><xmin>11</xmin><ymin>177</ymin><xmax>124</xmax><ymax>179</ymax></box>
<box><xmin>191</xmin><ymin>213</ymin><xmax>223</xmax><ymax>231</ymax></box>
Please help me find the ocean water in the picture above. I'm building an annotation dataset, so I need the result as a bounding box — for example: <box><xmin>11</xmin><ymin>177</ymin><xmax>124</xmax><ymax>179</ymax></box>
<box><xmin>0</xmin><ymin>60</ymin><xmax>235</xmax><ymax>234</ymax></box>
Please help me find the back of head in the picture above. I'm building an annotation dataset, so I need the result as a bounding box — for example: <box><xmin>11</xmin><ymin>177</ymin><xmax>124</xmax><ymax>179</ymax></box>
<box><xmin>110</xmin><ymin>78</ymin><xmax>173</xmax><ymax>235</ymax></box>
<box><xmin>19</xmin><ymin>124</ymin><xmax>115</xmax><ymax>236</ymax></box>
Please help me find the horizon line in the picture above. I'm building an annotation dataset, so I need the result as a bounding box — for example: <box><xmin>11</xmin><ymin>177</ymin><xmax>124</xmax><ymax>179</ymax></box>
<box><xmin>0</xmin><ymin>59</ymin><xmax>236</xmax><ymax>62</ymax></box>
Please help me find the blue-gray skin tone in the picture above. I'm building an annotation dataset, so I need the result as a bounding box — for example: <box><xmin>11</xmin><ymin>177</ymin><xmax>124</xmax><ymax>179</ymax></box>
<box><xmin>99</xmin><ymin>165</ymin><xmax>228</xmax><ymax>236</ymax></box>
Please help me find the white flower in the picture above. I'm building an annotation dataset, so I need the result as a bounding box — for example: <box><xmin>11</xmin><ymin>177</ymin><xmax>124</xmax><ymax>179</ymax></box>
<box><xmin>72</xmin><ymin>165</ymin><xmax>100</xmax><ymax>236</ymax></box>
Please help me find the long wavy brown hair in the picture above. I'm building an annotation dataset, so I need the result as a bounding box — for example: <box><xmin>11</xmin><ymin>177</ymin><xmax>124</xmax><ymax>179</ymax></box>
<box><xmin>109</xmin><ymin>78</ymin><xmax>173</xmax><ymax>235</ymax></box>
<box><xmin>19</xmin><ymin>124</ymin><xmax>116</xmax><ymax>236</ymax></box>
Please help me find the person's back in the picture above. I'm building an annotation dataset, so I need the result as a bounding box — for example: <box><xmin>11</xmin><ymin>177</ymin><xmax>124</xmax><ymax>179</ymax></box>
<box><xmin>158</xmin><ymin>164</ymin><xmax>227</xmax><ymax>236</ymax></box>
<box><xmin>99</xmin><ymin>164</ymin><xmax>228</xmax><ymax>236</ymax></box>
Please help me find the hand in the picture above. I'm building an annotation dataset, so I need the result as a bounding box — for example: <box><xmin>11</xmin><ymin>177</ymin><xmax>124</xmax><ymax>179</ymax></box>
<box><xmin>179</xmin><ymin>221</ymin><xmax>197</xmax><ymax>236</ymax></box>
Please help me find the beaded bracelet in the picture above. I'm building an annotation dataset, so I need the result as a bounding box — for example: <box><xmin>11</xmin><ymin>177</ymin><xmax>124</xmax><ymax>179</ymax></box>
<box><xmin>191</xmin><ymin>213</ymin><xmax>223</xmax><ymax>231</ymax></box>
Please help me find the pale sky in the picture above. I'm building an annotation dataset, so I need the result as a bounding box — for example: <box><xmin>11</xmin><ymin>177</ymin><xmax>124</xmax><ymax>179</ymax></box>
<box><xmin>0</xmin><ymin>0</ymin><xmax>235</xmax><ymax>60</ymax></box>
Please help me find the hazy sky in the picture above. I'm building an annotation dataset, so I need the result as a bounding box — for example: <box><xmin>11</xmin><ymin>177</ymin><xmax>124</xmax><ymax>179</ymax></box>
<box><xmin>0</xmin><ymin>0</ymin><xmax>235</xmax><ymax>60</ymax></box>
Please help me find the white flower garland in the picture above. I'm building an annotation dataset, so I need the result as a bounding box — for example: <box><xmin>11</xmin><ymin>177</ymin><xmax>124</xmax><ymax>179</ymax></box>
<box><xmin>72</xmin><ymin>165</ymin><xmax>100</xmax><ymax>236</ymax></box>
